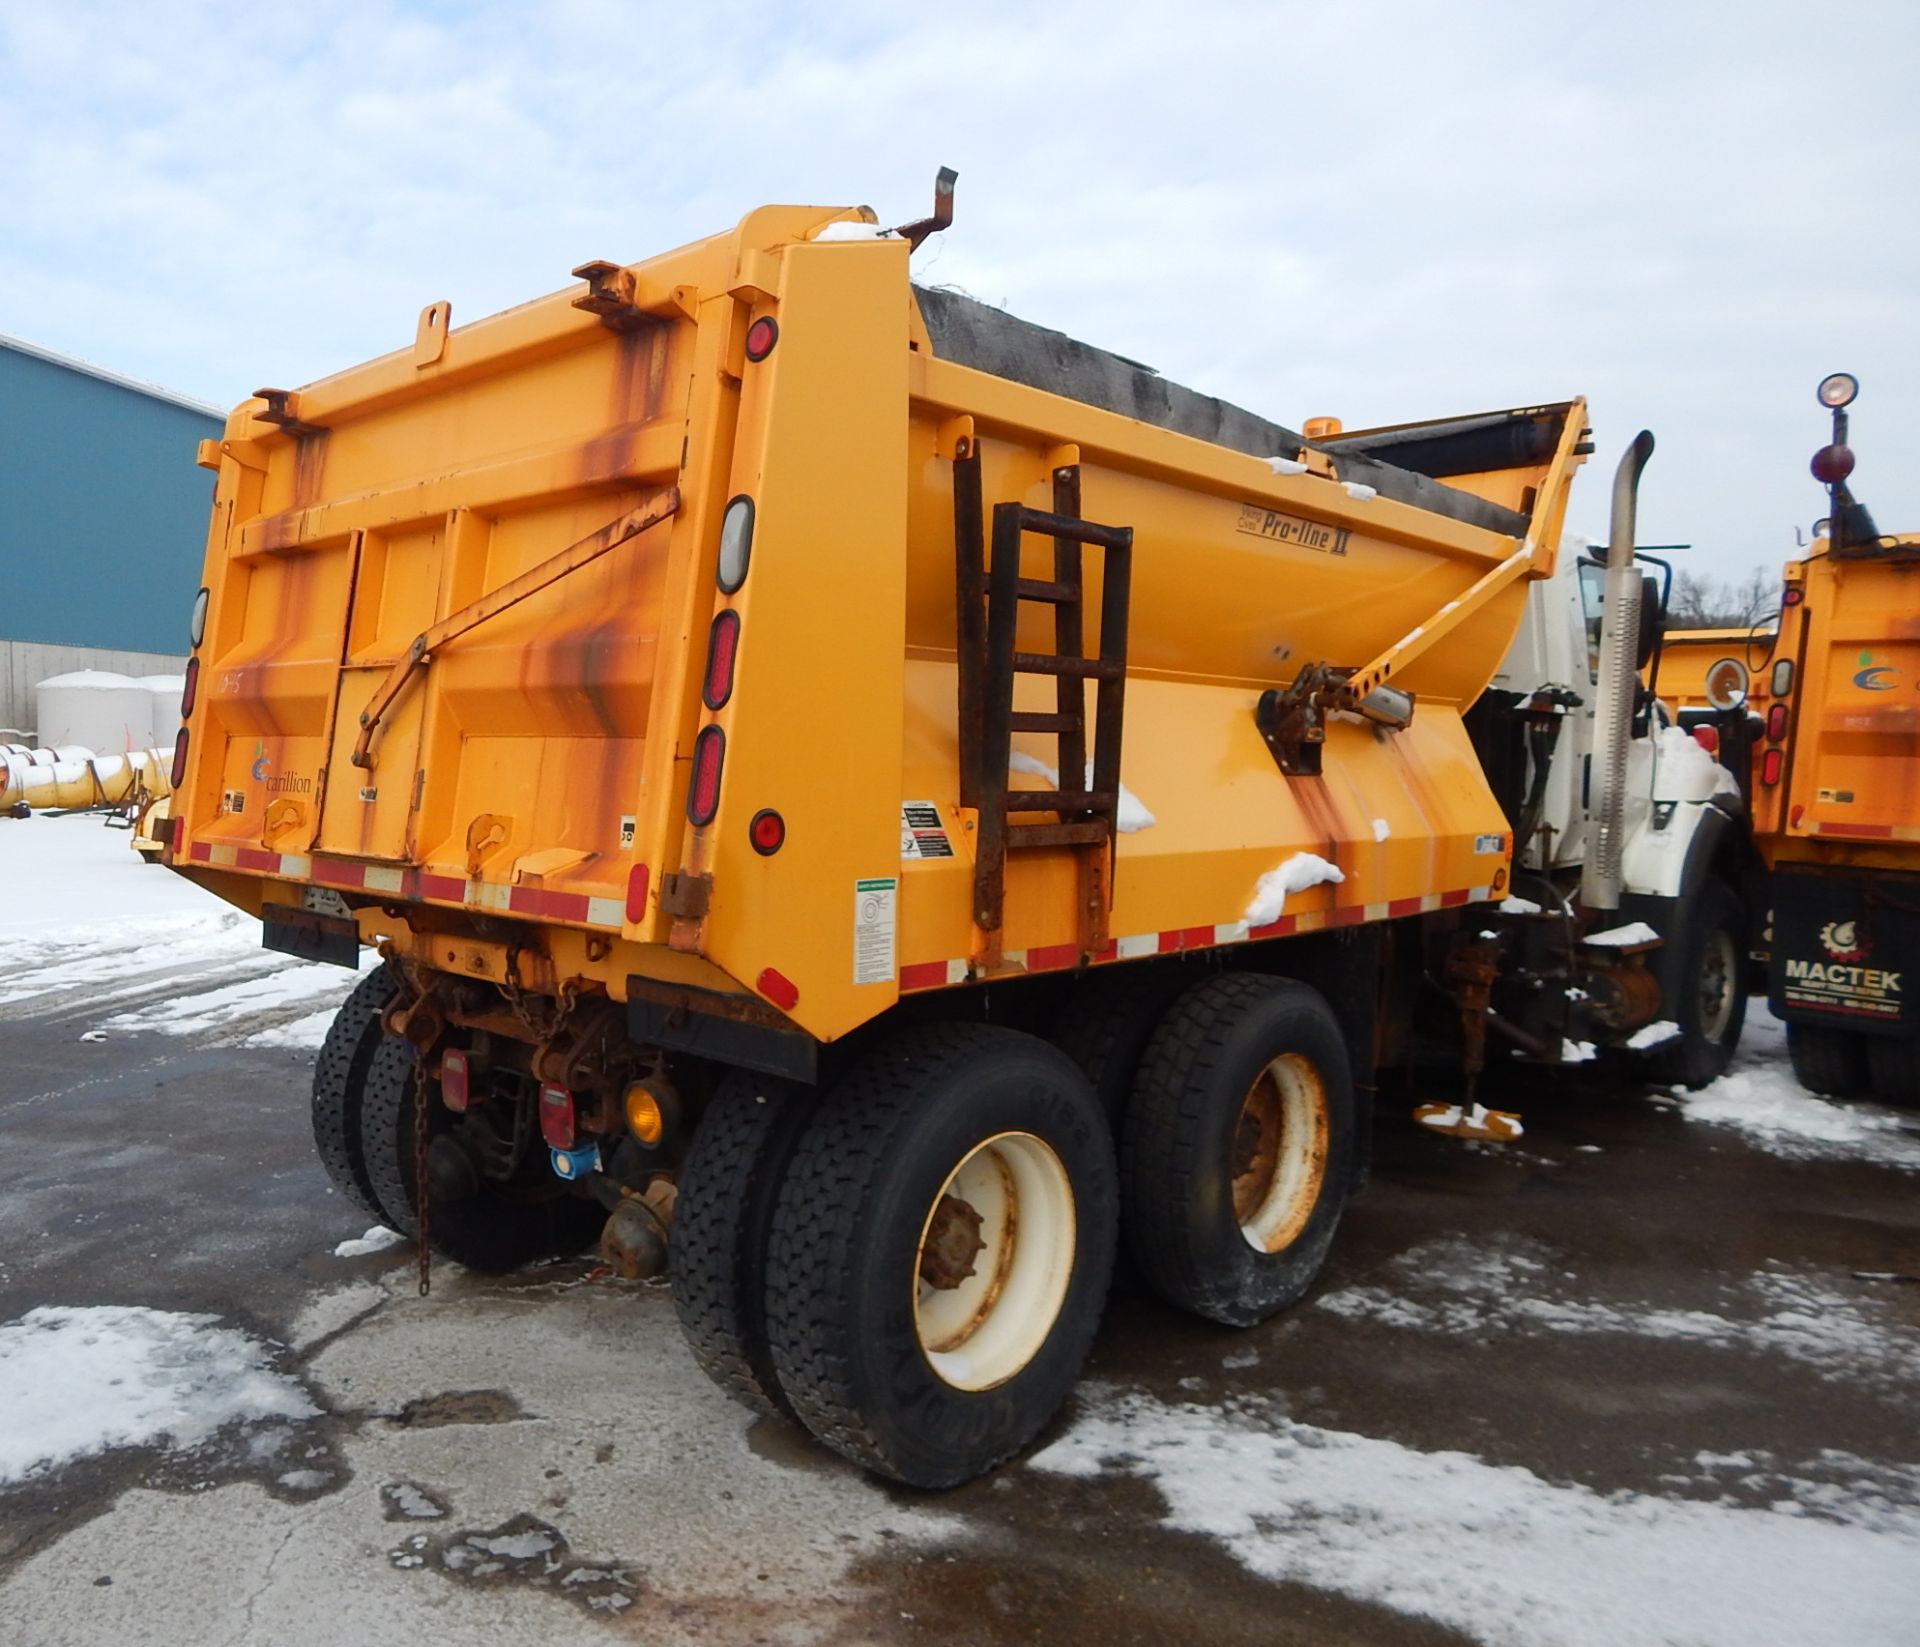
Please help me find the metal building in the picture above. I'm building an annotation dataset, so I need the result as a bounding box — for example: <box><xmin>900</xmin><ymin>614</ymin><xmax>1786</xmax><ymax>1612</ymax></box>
<box><xmin>1</xmin><ymin>333</ymin><xmax>224</xmax><ymax>655</ymax></box>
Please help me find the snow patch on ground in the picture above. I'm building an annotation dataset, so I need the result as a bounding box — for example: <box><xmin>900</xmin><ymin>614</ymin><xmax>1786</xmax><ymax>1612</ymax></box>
<box><xmin>1315</xmin><ymin>1236</ymin><xmax>1920</xmax><ymax>1389</ymax></box>
<box><xmin>0</xmin><ymin>1306</ymin><xmax>316</xmax><ymax>1483</ymax></box>
<box><xmin>1029</xmin><ymin>1388</ymin><xmax>1920</xmax><ymax>1647</ymax></box>
<box><xmin>1681</xmin><ymin>1008</ymin><xmax>1920</xmax><ymax>1171</ymax></box>
<box><xmin>1244</xmin><ymin>852</ymin><xmax>1344</xmax><ymax>927</ymax></box>
<box><xmin>333</xmin><ymin>1226</ymin><xmax>406</xmax><ymax>1259</ymax></box>
<box><xmin>1584</xmin><ymin>920</ymin><xmax>1660</xmax><ymax>947</ymax></box>
<box><xmin>98</xmin><ymin>963</ymin><xmax>364</xmax><ymax>1043</ymax></box>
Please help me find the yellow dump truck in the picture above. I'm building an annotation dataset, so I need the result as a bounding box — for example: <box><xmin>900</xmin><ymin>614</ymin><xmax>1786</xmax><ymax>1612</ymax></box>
<box><xmin>1750</xmin><ymin>375</ymin><xmax>1918</xmax><ymax>1105</ymax></box>
<box><xmin>163</xmin><ymin>181</ymin><xmax>1750</xmax><ymax>1485</ymax></box>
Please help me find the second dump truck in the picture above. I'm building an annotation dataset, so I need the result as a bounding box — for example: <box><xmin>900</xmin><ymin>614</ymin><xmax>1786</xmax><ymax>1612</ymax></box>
<box><xmin>164</xmin><ymin>182</ymin><xmax>1749</xmax><ymax>1485</ymax></box>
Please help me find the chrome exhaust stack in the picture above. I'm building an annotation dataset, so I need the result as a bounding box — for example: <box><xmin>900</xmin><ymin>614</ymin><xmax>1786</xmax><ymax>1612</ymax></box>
<box><xmin>1580</xmin><ymin>430</ymin><xmax>1656</xmax><ymax>913</ymax></box>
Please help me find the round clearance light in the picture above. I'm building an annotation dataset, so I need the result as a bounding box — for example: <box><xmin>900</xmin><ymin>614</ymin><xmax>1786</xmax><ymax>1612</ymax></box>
<box><xmin>190</xmin><ymin>586</ymin><xmax>210</xmax><ymax>649</ymax></box>
<box><xmin>717</xmin><ymin>495</ymin><xmax>754</xmax><ymax>593</ymax></box>
<box><xmin>1811</xmin><ymin>443</ymin><xmax>1855</xmax><ymax>485</ymax></box>
<box><xmin>749</xmin><ymin>807</ymin><xmax>785</xmax><ymax>855</ymax></box>
<box><xmin>623</xmin><ymin>1082</ymin><xmax>665</xmax><ymax>1146</ymax></box>
<box><xmin>744</xmin><ymin>316</ymin><xmax>779</xmax><ymax>362</ymax></box>
<box><xmin>1817</xmin><ymin>372</ymin><xmax>1859</xmax><ymax>409</ymax></box>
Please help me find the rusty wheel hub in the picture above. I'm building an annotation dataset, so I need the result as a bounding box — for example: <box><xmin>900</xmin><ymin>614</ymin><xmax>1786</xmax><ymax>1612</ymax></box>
<box><xmin>918</xmin><ymin>1192</ymin><xmax>987</xmax><ymax>1290</ymax></box>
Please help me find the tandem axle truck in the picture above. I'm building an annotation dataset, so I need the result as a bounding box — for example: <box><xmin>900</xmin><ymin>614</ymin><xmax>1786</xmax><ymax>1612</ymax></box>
<box><xmin>164</xmin><ymin>182</ymin><xmax>1750</xmax><ymax>1485</ymax></box>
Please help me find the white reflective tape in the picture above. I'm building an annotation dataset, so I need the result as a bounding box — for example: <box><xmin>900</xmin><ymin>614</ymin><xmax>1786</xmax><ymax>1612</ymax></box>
<box><xmin>279</xmin><ymin>854</ymin><xmax>311</xmax><ymax>879</ymax></box>
<box><xmin>209</xmin><ymin>844</ymin><xmax>238</xmax><ymax>867</ymax></box>
<box><xmin>586</xmin><ymin>897</ymin><xmax>624</xmax><ymax>929</ymax></box>
<box><xmin>364</xmin><ymin>865</ymin><xmax>405</xmax><ymax>895</ymax></box>
<box><xmin>1364</xmin><ymin>902</ymin><xmax>1389</xmax><ymax>922</ymax></box>
<box><xmin>1115</xmin><ymin>932</ymin><xmax>1159</xmax><ymax>960</ymax></box>
<box><xmin>1214</xmin><ymin>921</ymin><xmax>1250</xmax><ymax>945</ymax></box>
<box><xmin>945</xmin><ymin>958</ymin><xmax>969</xmax><ymax>985</ymax></box>
<box><xmin>470</xmin><ymin>882</ymin><xmax>512</xmax><ymax>912</ymax></box>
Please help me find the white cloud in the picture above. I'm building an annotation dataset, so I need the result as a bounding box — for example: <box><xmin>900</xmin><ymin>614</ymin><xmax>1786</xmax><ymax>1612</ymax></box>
<box><xmin>4</xmin><ymin>0</ymin><xmax>1916</xmax><ymax>577</ymax></box>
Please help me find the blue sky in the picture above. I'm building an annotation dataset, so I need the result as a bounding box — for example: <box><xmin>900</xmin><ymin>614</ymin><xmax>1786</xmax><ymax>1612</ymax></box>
<box><xmin>3</xmin><ymin>0</ymin><xmax>1916</xmax><ymax>578</ymax></box>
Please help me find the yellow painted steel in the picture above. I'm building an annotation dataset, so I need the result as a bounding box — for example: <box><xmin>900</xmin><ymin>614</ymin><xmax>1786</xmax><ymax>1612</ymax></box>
<box><xmin>1655</xmin><ymin>627</ymin><xmax>1775</xmax><ymax>712</ymax></box>
<box><xmin>1753</xmin><ymin>540</ymin><xmax>1920</xmax><ymax>874</ymax></box>
<box><xmin>171</xmin><ymin>200</ymin><xmax>1590</xmax><ymax>1042</ymax></box>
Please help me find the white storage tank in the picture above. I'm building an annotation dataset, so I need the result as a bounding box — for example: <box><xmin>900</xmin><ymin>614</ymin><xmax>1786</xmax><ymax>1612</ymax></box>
<box><xmin>33</xmin><ymin>671</ymin><xmax>155</xmax><ymax>754</ymax></box>
<box><xmin>141</xmin><ymin>674</ymin><xmax>186</xmax><ymax>743</ymax></box>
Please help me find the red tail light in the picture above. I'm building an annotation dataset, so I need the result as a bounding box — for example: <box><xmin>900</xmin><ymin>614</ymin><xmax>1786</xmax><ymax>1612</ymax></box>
<box><xmin>440</xmin><ymin>1049</ymin><xmax>471</xmax><ymax>1113</ymax></box>
<box><xmin>539</xmin><ymin>1082</ymin><xmax>576</xmax><ymax>1149</ymax></box>
<box><xmin>702</xmin><ymin>610</ymin><xmax>740</xmax><ymax>709</ymax></box>
<box><xmin>179</xmin><ymin>657</ymin><xmax>200</xmax><ymax>720</ymax></box>
<box><xmin>1782</xmin><ymin>587</ymin><xmax>1804</xmax><ymax>606</ymax></box>
<box><xmin>170</xmin><ymin>727</ymin><xmax>189</xmax><ymax>786</ymax></box>
<box><xmin>745</xmin><ymin>316</ymin><xmax>779</xmax><ymax>362</ymax></box>
<box><xmin>625</xmin><ymin>862</ymin><xmax>650</xmax><ymax>924</ymax></box>
<box><xmin>687</xmin><ymin>726</ymin><xmax>725</xmax><ymax>825</ymax></box>
<box><xmin>1766</xmin><ymin>704</ymin><xmax>1788</xmax><ymax>741</ymax></box>
<box><xmin>1691</xmin><ymin>725</ymin><xmax>1719</xmax><ymax>754</ymax></box>
<box><xmin>1760</xmin><ymin>748</ymin><xmax>1784</xmax><ymax>786</ymax></box>
<box><xmin>749</xmin><ymin>808</ymin><xmax>786</xmax><ymax>855</ymax></box>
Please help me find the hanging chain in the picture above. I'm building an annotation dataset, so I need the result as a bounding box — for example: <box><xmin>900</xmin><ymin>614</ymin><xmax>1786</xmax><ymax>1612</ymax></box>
<box><xmin>412</xmin><ymin>1053</ymin><xmax>432</xmax><ymax>1298</ymax></box>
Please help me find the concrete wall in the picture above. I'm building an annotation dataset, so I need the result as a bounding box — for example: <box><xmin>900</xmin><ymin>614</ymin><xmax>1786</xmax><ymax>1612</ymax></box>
<box><xmin>0</xmin><ymin>339</ymin><xmax>223</xmax><ymax>654</ymax></box>
<box><xmin>0</xmin><ymin>638</ymin><xmax>188</xmax><ymax>742</ymax></box>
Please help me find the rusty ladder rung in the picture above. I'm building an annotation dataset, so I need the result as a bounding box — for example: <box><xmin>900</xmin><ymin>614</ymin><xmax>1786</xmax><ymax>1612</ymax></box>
<box><xmin>1008</xmin><ymin>710</ymin><xmax>1079</xmax><ymax>733</ymax></box>
<box><xmin>1012</xmin><ymin>652</ymin><xmax>1124</xmax><ymax>680</ymax></box>
<box><xmin>1007</xmin><ymin>820</ymin><xmax>1111</xmax><ymax>849</ymax></box>
<box><xmin>979</xmin><ymin>575</ymin><xmax>1077</xmax><ymax>605</ymax></box>
<box><xmin>1007</xmin><ymin>789</ymin><xmax>1114</xmax><ymax>815</ymax></box>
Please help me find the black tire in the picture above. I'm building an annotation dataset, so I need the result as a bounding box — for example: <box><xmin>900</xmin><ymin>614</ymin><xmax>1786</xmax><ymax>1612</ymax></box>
<box><xmin>670</xmin><ymin>1072</ymin><xmax>818</xmax><ymax>1420</ymax></box>
<box><xmin>1647</xmin><ymin>880</ymin><xmax>1749</xmax><ymax>1090</ymax></box>
<box><xmin>1122</xmin><ymin>973</ymin><xmax>1355</xmax><ymax>1328</ymax></box>
<box><xmin>1865</xmin><ymin>1035</ymin><xmax>1920</xmax><ymax>1108</ymax></box>
<box><xmin>764</xmin><ymin>1023</ymin><xmax>1117</xmax><ymax>1488</ymax></box>
<box><xmin>1785</xmin><ymin>1022</ymin><xmax>1873</xmax><ymax>1099</ymax></box>
<box><xmin>310</xmin><ymin>962</ymin><xmax>397</xmax><ymax>1223</ymax></box>
<box><xmin>1051</xmin><ymin>966</ymin><xmax>1190</xmax><ymax>1127</ymax></box>
<box><xmin>359</xmin><ymin>1033</ymin><xmax>603</xmax><ymax>1272</ymax></box>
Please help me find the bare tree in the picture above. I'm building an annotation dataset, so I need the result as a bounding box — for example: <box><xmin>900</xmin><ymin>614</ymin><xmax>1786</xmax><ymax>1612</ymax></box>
<box><xmin>1667</xmin><ymin>566</ymin><xmax>1780</xmax><ymax>630</ymax></box>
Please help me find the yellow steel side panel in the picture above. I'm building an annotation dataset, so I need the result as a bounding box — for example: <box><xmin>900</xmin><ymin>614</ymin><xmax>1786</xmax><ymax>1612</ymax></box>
<box><xmin>694</xmin><ymin>238</ymin><xmax>911</xmax><ymax>1038</ymax></box>
<box><xmin>894</xmin><ymin>660</ymin><xmax>1508</xmax><ymax>970</ymax></box>
<box><xmin>1655</xmin><ymin>628</ymin><xmax>1774</xmax><ymax>712</ymax></box>
<box><xmin>1765</xmin><ymin>546</ymin><xmax>1920</xmax><ymax>873</ymax></box>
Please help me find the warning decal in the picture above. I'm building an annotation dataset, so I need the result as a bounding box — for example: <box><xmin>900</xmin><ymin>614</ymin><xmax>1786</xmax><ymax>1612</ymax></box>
<box><xmin>853</xmin><ymin>878</ymin><xmax>898</xmax><ymax>985</ymax></box>
<box><xmin>900</xmin><ymin>801</ymin><xmax>954</xmax><ymax>859</ymax></box>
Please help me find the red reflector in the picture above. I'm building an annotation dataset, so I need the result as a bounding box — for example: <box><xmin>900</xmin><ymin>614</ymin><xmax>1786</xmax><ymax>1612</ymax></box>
<box><xmin>744</xmin><ymin>315</ymin><xmax>779</xmax><ymax>362</ymax></box>
<box><xmin>539</xmin><ymin>1082</ymin><xmax>576</xmax><ymax>1149</ymax></box>
<box><xmin>440</xmin><ymin>1049</ymin><xmax>470</xmax><ymax>1113</ymax></box>
<box><xmin>1790</xmin><ymin>803</ymin><xmax>1805</xmax><ymax>827</ymax></box>
<box><xmin>1766</xmin><ymin>703</ymin><xmax>1788</xmax><ymax>741</ymax></box>
<box><xmin>702</xmin><ymin>610</ymin><xmax>740</xmax><ymax>710</ymax></box>
<box><xmin>757</xmin><ymin>966</ymin><xmax>799</xmax><ymax>1011</ymax></box>
<box><xmin>687</xmin><ymin>726</ymin><xmax>724</xmax><ymax>825</ymax></box>
<box><xmin>179</xmin><ymin>656</ymin><xmax>200</xmax><ymax>720</ymax></box>
<box><xmin>749</xmin><ymin>808</ymin><xmax>785</xmax><ymax>855</ymax></box>
<box><xmin>1691</xmin><ymin>725</ymin><xmax>1718</xmax><ymax>754</ymax></box>
<box><xmin>625</xmin><ymin>862</ymin><xmax>650</xmax><ymax>924</ymax></box>
<box><xmin>170</xmin><ymin>727</ymin><xmax>189</xmax><ymax>787</ymax></box>
<box><xmin>1761</xmin><ymin>748</ymin><xmax>1784</xmax><ymax>786</ymax></box>
<box><xmin>1782</xmin><ymin>587</ymin><xmax>1804</xmax><ymax>606</ymax></box>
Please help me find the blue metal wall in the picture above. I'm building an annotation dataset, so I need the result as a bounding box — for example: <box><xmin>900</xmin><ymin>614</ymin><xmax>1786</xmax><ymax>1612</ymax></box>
<box><xmin>0</xmin><ymin>343</ymin><xmax>223</xmax><ymax>653</ymax></box>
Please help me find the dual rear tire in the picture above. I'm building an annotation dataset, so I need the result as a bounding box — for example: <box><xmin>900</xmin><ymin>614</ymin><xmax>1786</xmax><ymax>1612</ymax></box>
<box><xmin>1788</xmin><ymin>1021</ymin><xmax>1919</xmax><ymax>1107</ymax></box>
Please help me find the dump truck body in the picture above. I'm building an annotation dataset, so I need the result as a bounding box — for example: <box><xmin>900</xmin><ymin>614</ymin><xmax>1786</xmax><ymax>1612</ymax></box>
<box><xmin>162</xmin><ymin>193</ymin><xmax>1745</xmax><ymax>1486</ymax></box>
<box><xmin>1754</xmin><ymin>531</ymin><xmax>1920</xmax><ymax>1085</ymax></box>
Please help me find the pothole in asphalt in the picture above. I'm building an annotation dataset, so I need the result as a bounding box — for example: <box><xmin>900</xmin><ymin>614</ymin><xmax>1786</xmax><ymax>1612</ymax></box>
<box><xmin>387</xmin><ymin>1512</ymin><xmax>642</xmax><ymax>1616</ymax></box>
<box><xmin>389</xmin><ymin>1389</ymin><xmax>526</xmax><ymax>1428</ymax></box>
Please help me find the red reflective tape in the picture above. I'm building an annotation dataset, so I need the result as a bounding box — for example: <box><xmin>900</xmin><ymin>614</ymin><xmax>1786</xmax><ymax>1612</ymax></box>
<box><xmin>899</xmin><ymin>961</ymin><xmax>949</xmax><ymax>992</ymax></box>
<box><xmin>1439</xmin><ymin>888</ymin><xmax>1472</xmax><ymax>908</ymax></box>
<box><xmin>419</xmin><ymin>873</ymin><xmax>465</xmax><ymax>902</ymax></box>
<box><xmin>1248</xmin><ymin>916</ymin><xmax>1297</xmax><ymax>939</ymax></box>
<box><xmin>1026</xmin><ymin>943</ymin><xmax>1080</xmax><ymax>974</ymax></box>
<box><xmin>1818</xmin><ymin>822</ymin><xmax>1894</xmax><ymax>839</ymax></box>
<box><xmin>1387</xmin><ymin>897</ymin><xmax>1425</xmax><ymax>919</ymax></box>
<box><xmin>188</xmin><ymin>840</ymin><xmax>212</xmax><ymax>862</ymax></box>
<box><xmin>1328</xmin><ymin>905</ymin><xmax>1367</xmax><ymax>927</ymax></box>
<box><xmin>1088</xmin><ymin>940</ymin><xmax>1119</xmax><ymax>964</ymax></box>
<box><xmin>509</xmin><ymin>886</ymin><xmax>592</xmax><ymax>923</ymax></box>
<box><xmin>235</xmin><ymin>846</ymin><xmax>280</xmax><ymax>873</ymax></box>
<box><xmin>1159</xmin><ymin>925</ymin><xmax>1214</xmax><ymax>954</ymax></box>
<box><xmin>312</xmin><ymin>857</ymin><xmax>366</xmax><ymax>888</ymax></box>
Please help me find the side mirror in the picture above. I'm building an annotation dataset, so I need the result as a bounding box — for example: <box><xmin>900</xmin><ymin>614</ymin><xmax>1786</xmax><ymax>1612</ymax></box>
<box><xmin>1704</xmin><ymin>656</ymin><xmax>1750</xmax><ymax>711</ymax></box>
<box><xmin>1634</xmin><ymin>573</ymin><xmax>1662</xmax><ymax>671</ymax></box>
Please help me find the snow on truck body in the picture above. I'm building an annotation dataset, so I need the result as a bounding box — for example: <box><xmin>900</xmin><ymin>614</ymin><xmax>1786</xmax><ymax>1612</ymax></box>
<box><xmin>158</xmin><ymin>190</ymin><xmax>1741</xmax><ymax>1487</ymax></box>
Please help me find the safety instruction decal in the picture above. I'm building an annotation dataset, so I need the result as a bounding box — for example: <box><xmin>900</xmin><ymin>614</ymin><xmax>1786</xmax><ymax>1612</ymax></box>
<box><xmin>853</xmin><ymin>878</ymin><xmax>898</xmax><ymax>985</ymax></box>
<box><xmin>900</xmin><ymin>801</ymin><xmax>954</xmax><ymax>859</ymax></box>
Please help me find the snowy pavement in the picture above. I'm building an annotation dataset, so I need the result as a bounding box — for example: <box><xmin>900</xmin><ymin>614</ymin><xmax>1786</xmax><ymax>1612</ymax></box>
<box><xmin>1</xmin><ymin>813</ymin><xmax>1918</xmax><ymax>1645</ymax></box>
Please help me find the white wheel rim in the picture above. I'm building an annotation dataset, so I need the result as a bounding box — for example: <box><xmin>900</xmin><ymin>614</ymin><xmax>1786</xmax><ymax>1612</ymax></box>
<box><xmin>912</xmin><ymin>1131</ymin><xmax>1076</xmax><ymax>1392</ymax></box>
<box><xmin>1699</xmin><ymin>929</ymin><xmax>1738</xmax><ymax>1042</ymax></box>
<box><xmin>1232</xmin><ymin>1054</ymin><xmax>1329</xmax><ymax>1254</ymax></box>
